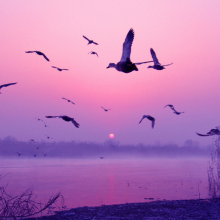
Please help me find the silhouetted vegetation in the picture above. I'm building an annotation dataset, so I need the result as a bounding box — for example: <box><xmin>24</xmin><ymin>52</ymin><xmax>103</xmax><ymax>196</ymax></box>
<box><xmin>207</xmin><ymin>136</ymin><xmax>220</xmax><ymax>198</ymax></box>
<box><xmin>0</xmin><ymin>136</ymin><xmax>211</xmax><ymax>159</ymax></box>
<box><xmin>0</xmin><ymin>173</ymin><xmax>63</xmax><ymax>219</ymax></box>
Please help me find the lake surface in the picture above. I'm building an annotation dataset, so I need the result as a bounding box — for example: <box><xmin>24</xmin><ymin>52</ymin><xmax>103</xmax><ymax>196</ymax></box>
<box><xmin>0</xmin><ymin>157</ymin><xmax>211</xmax><ymax>210</ymax></box>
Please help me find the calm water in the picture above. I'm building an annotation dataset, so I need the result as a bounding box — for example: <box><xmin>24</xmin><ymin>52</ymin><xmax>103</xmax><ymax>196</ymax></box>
<box><xmin>0</xmin><ymin>157</ymin><xmax>210</xmax><ymax>209</ymax></box>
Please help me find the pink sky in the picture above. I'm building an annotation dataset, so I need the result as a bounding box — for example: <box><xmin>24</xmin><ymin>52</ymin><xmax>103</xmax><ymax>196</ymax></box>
<box><xmin>0</xmin><ymin>1</ymin><xmax>220</xmax><ymax>146</ymax></box>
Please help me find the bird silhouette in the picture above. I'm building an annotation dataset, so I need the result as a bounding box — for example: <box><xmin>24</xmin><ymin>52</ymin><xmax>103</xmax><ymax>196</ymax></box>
<box><xmin>100</xmin><ymin>157</ymin><xmax>104</xmax><ymax>159</ymax></box>
<box><xmin>25</xmin><ymin>51</ymin><xmax>50</xmax><ymax>61</ymax></box>
<box><xmin>16</xmin><ymin>152</ymin><xmax>21</xmax><ymax>156</ymax></box>
<box><xmin>51</xmin><ymin>66</ymin><xmax>69</xmax><ymax>71</ymax></box>
<box><xmin>173</xmin><ymin>111</ymin><xmax>184</xmax><ymax>115</ymax></box>
<box><xmin>107</xmin><ymin>29</ymin><xmax>138</xmax><ymax>73</ymax></box>
<box><xmin>29</xmin><ymin>139</ymin><xmax>35</xmax><ymax>142</ymax></box>
<box><xmin>45</xmin><ymin>115</ymin><xmax>80</xmax><ymax>128</ymax></box>
<box><xmin>35</xmin><ymin>118</ymin><xmax>48</xmax><ymax>127</ymax></box>
<box><xmin>101</xmin><ymin>106</ymin><xmax>111</xmax><ymax>112</ymax></box>
<box><xmin>62</xmin><ymin>97</ymin><xmax>75</xmax><ymax>105</ymax></box>
<box><xmin>83</xmin><ymin>35</ymin><xmax>98</xmax><ymax>45</ymax></box>
<box><xmin>88</xmin><ymin>51</ymin><xmax>98</xmax><ymax>57</ymax></box>
<box><xmin>45</xmin><ymin>134</ymin><xmax>54</xmax><ymax>140</ymax></box>
<box><xmin>148</xmin><ymin>48</ymin><xmax>173</xmax><ymax>70</ymax></box>
<box><xmin>139</xmin><ymin>115</ymin><xmax>155</xmax><ymax>128</ymax></box>
<box><xmin>164</xmin><ymin>105</ymin><xmax>184</xmax><ymax>115</ymax></box>
<box><xmin>0</xmin><ymin>82</ymin><xmax>17</xmax><ymax>94</ymax></box>
<box><xmin>107</xmin><ymin>29</ymin><xmax>153</xmax><ymax>73</ymax></box>
<box><xmin>196</xmin><ymin>127</ymin><xmax>220</xmax><ymax>136</ymax></box>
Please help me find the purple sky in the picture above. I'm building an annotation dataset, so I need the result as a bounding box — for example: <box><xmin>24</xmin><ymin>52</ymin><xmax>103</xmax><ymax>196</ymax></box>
<box><xmin>0</xmin><ymin>1</ymin><xmax>220</xmax><ymax>146</ymax></box>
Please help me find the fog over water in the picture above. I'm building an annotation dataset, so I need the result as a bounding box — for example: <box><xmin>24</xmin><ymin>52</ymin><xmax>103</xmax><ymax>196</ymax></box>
<box><xmin>0</xmin><ymin>158</ymin><xmax>210</xmax><ymax>210</ymax></box>
<box><xmin>0</xmin><ymin>136</ymin><xmax>212</xmax><ymax>159</ymax></box>
<box><xmin>0</xmin><ymin>136</ymin><xmax>215</xmax><ymax>213</ymax></box>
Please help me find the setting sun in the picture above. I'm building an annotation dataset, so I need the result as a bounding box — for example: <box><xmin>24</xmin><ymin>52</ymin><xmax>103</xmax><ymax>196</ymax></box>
<box><xmin>109</xmin><ymin>133</ymin><xmax>114</xmax><ymax>138</ymax></box>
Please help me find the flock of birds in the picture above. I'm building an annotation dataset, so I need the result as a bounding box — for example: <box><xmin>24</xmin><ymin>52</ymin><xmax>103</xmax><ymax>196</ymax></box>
<box><xmin>2</xmin><ymin>28</ymin><xmax>217</xmax><ymax>157</ymax></box>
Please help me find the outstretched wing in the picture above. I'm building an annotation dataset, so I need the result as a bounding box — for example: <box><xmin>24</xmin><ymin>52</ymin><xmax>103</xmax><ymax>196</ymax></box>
<box><xmin>165</xmin><ymin>104</ymin><xmax>176</xmax><ymax>111</ymax></box>
<box><xmin>51</xmin><ymin>66</ymin><xmax>57</xmax><ymax>69</ymax></box>
<box><xmin>0</xmin><ymin>82</ymin><xmax>17</xmax><ymax>89</ymax></box>
<box><xmin>25</xmin><ymin>51</ymin><xmax>35</xmax><ymax>53</ymax></box>
<box><xmin>92</xmin><ymin>41</ymin><xmax>98</xmax><ymax>45</ymax></box>
<box><xmin>151</xmin><ymin>119</ymin><xmax>155</xmax><ymax>128</ymax></box>
<box><xmin>162</xmin><ymin>63</ymin><xmax>173</xmax><ymax>67</ymax></box>
<box><xmin>139</xmin><ymin>115</ymin><xmax>146</xmax><ymax>124</ymax></box>
<box><xmin>83</xmin><ymin>35</ymin><xmax>90</xmax><ymax>41</ymax></box>
<box><xmin>196</xmin><ymin>132</ymin><xmax>210</xmax><ymax>137</ymax></box>
<box><xmin>164</xmin><ymin>104</ymin><xmax>172</xmax><ymax>108</ymax></box>
<box><xmin>71</xmin><ymin>119</ymin><xmax>80</xmax><ymax>128</ymax></box>
<box><xmin>45</xmin><ymin>116</ymin><xmax>60</xmax><ymax>118</ymax></box>
<box><xmin>120</xmin><ymin>29</ymin><xmax>134</xmax><ymax>62</ymax></box>
<box><xmin>134</xmin><ymin>61</ymin><xmax>153</xmax><ymax>65</ymax></box>
<box><xmin>42</xmin><ymin>53</ymin><xmax>50</xmax><ymax>61</ymax></box>
<box><xmin>150</xmin><ymin>48</ymin><xmax>160</xmax><ymax>65</ymax></box>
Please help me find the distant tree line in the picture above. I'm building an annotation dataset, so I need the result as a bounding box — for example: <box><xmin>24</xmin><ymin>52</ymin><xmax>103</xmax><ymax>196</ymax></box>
<box><xmin>0</xmin><ymin>136</ymin><xmax>212</xmax><ymax>158</ymax></box>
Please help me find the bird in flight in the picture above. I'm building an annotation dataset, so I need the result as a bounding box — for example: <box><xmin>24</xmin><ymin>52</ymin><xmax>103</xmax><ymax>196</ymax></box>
<box><xmin>0</xmin><ymin>82</ymin><xmax>17</xmax><ymax>94</ymax></box>
<box><xmin>45</xmin><ymin>134</ymin><xmax>54</xmax><ymax>140</ymax></box>
<box><xmin>88</xmin><ymin>51</ymin><xmax>98</xmax><ymax>57</ymax></box>
<box><xmin>83</xmin><ymin>35</ymin><xmax>98</xmax><ymax>45</ymax></box>
<box><xmin>164</xmin><ymin>104</ymin><xmax>184</xmax><ymax>115</ymax></box>
<box><xmin>62</xmin><ymin>97</ymin><xmax>75</xmax><ymax>105</ymax></box>
<box><xmin>45</xmin><ymin>115</ymin><xmax>80</xmax><ymax>128</ymax></box>
<box><xmin>148</xmin><ymin>48</ymin><xmax>173</xmax><ymax>70</ymax></box>
<box><xmin>35</xmin><ymin>118</ymin><xmax>49</xmax><ymax>127</ymax></box>
<box><xmin>16</xmin><ymin>152</ymin><xmax>21</xmax><ymax>156</ymax></box>
<box><xmin>25</xmin><ymin>51</ymin><xmax>50</xmax><ymax>61</ymax></box>
<box><xmin>139</xmin><ymin>115</ymin><xmax>155</xmax><ymax>128</ymax></box>
<box><xmin>51</xmin><ymin>66</ymin><xmax>69</xmax><ymax>71</ymax></box>
<box><xmin>107</xmin><ymin>29</ymin><xmax>152</xmax><ymax>73</ymax></box>
<box><xmin>173</xmin><ymin>111</ymin><xmax>184</xmax><ymax>115</ymax></box>
<box><xmin>196</xmin><ymin>127</ymin><xmax>220</xmax><ymax>136</ymax></box>
<box><xmin>101</xmin><ymin>106</ymin><xmax>111</xmax><ymax>112</ymax></box>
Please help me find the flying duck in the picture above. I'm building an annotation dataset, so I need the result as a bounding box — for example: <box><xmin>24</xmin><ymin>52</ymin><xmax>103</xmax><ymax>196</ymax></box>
<box><xmin>101</xmin><ymin>106</ymin><xmax>111</xmax><ymax>112</ymax></box>
<box><xmin>164</xmin><ymin>105</ymin><xmax>184</xmax><ymax>115</ymax></box>
<box><xmin>45</xmin><ymin>115</ymin><xmax>80</xmax><ymax>128</ymax></box>
<box><xmin>83</xmin><ymin>35</ymin><xmax>98</xmax><ymax>45</ymax></box>
<box><xmin>148</xmin><ymin>48</ymin><xmax>173</xmax><ymax>70</ymax></box>
<box><xmin>25</xmin><ymin>51</ymin><xmax>50</xmax><ymax>61</ymax></box>
<box><xmin>139</xmin><ymin>115</ymin><xmax>155</xmax><ymax>128</ymax></box>
<box><xmin>88</xmin><ymin>51</ymin><xmax>98</xmax><ymax>57</ymax></box>
<box><xmin>45</xmin><ymin>134</ymin><xmax>54</xmax><ymax>140</ymax></box>
<box><xmin>51</xmin><ymin>66</ymin><xmax>69</xmax><ymax>71</ymax></box>
<box><xmin>107</xmin><ymin>29</ymin><xmax>138</xmax><ymax>73</ymax></box>
<box><xmin>107</xmin><ymin>29</ymin><xmax>153</xmax><ymax>73</ymax></box>
<box><xmin>62</xmin><ymin>97</ymin><xmax>75</xmax><ymax>105</ymax></box>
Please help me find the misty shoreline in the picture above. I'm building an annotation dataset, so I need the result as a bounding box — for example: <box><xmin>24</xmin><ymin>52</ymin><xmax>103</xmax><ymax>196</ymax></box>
<box><xmin>0</xmin><ymin>136</ymin><xmax>212</xmax><ymax>159</ymax></box>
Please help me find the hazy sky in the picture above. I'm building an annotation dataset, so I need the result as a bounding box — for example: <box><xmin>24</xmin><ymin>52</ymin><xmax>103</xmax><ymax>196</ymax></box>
<box><xmin>0</xmin><ymin>1</ymin><xmax>220</xmax><ymax>146</ymax></box>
